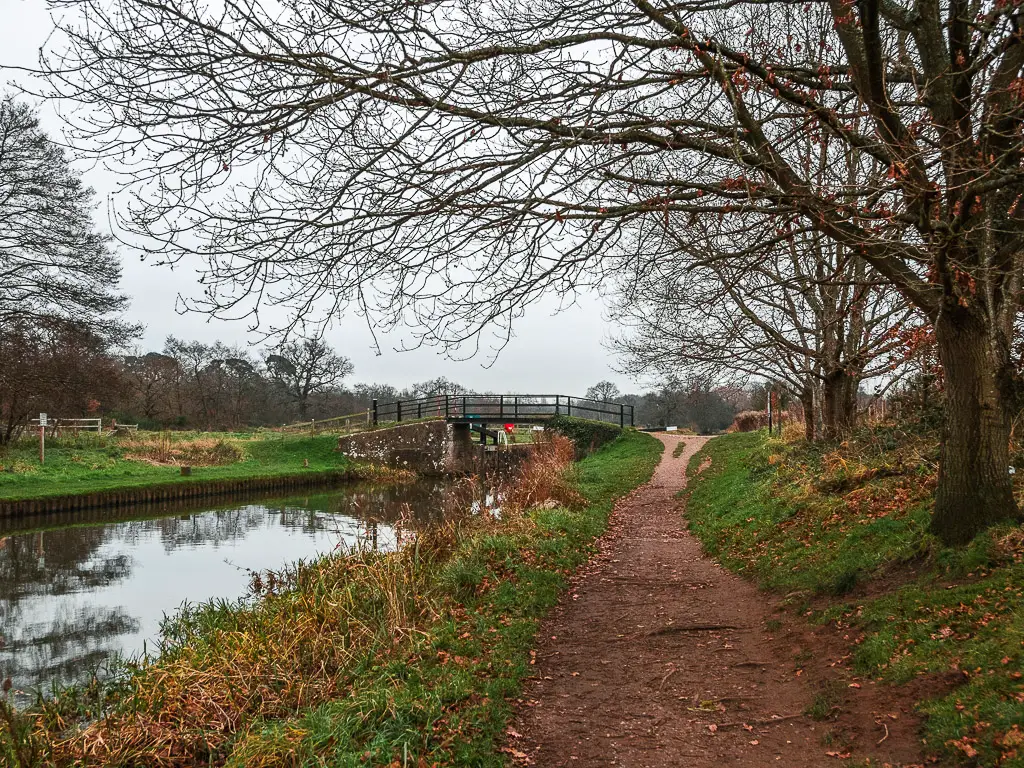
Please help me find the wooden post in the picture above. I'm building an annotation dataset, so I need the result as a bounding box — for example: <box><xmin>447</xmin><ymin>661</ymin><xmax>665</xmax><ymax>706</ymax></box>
<box><xmin>567</xmin><ymin>396</ymin><xmax>572</xmax><ymax>417</ymax></box>
<box><xmin>397</xmin><ymin>400</ymin><xmax>402</xmax><ymax>422</ymax></box>
<box><xmin>767</xmin><ymin>391</ymin><xmax>774</xmax><ymax>433</ymax></box>
<box><xmin>619</xmin><ymin>402</ymin><xmax>625</xmax><ymax>428</ymax></box>
<box><xmin>499</xmin><ymin>394</ymin><xmax>504</xmax><ymax>420</ymax></box>
<box><xmin>39</xmin><ymin>423</ymin><xmax>45</xmax><ymax>464</ymax></box>
<box><xmin>555</xmin><ymin>395</ymin><xmax>560</xmax><ymax>416</ymax></box>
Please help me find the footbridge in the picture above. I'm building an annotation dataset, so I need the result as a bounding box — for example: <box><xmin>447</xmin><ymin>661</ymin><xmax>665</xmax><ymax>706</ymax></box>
<box><xmin>336</xmin><ymin>395</ymin><xmax>633</xmax><ymax>475</ymax></box>
<box><xmin>372</xmin><ymin>394</ymin><xmax>634</xmax><ymax>436</ymax></box>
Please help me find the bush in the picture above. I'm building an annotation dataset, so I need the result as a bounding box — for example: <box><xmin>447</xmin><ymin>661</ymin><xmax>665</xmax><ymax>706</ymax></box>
<box><xmin>729</xmin><ymin>410</ymin><xmax>769</xmax><ymax>432</ymax></box>
<box><xmin>547</xmin><ymin>416</ymin><xmax>622</xmax><ymax>457</ymax></box>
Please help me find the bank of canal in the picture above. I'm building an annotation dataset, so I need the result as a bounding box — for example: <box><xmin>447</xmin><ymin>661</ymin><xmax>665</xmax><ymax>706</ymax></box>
<box><xmin>1</xmin><ymin>430</ymin><xmax>662</xmax><ymax>767</ymax></box>
<box><xmin>0</xmin><ymin>481</ymin><xmax>448</xmax><ymax>706</ymax></box>
<box><xmin>0</xmin><ymin>433</ymin><xmax>353</xmax><ymax>514</ymax></box>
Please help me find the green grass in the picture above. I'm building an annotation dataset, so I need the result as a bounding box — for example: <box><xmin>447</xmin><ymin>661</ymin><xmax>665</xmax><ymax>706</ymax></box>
<box><xmin>2</xmin><ymin>430</ymin><xmax>663</xmax><ymax>767</ymax></box>
<box><xmin>683</xmin><ymin>431</ymin><xmax>935</xmax><ymax>596</ymax></box>
<box><xmin>685</xmin><ymin>430</ymin><xmax>1024</xmax><ymax>767</ymax></box>
<box><xmin>0</xmin><ymin>431</ymin><xmax>348</xmax><ymax>501</ymax></box>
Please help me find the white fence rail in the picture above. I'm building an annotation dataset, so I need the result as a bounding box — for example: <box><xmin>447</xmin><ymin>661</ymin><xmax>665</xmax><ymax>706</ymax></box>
<box><xmin>29</xmin><ymin>417</ymin><xmax>102</xmax><ymax>432</ymax></box>
<box><xmin>28</xmin><ymin>417</ymin><xmax>103</xmax><ymax>434</ymax></box>
<box><xmin>278</xmin><ymin>410</ymin><xmax>372</xmax><ymax>435</ymax></box>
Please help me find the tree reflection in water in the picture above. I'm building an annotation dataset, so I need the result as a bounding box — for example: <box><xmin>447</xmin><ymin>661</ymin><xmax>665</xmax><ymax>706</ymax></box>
<box><xmin>0</xmin><ymin>480</ymin><xmax>449</xmax><ymax>704</ymax></box>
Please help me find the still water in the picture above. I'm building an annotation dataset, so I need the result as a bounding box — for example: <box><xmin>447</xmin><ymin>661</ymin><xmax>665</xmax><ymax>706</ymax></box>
<box><xmin>0</xmin><ymin>482</ymin><xmax>449</xmax><ymax>703</ymax></box>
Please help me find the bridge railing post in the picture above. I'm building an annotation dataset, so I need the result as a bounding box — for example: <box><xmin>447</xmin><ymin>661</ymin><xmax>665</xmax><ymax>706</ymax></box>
<box><xmin>630</xmin><ymin>405</ymin><xmax>634</xmax><ymax>427</ymax></box>
<box><xmin>372</xmin><ymin>399</ymin><xmax>378</xmax><ymax>426</ymax></box>
<box><xmin>620</xmin><ymin>402</ymin><xmax>624</xmax><ymax>428</ymax></box>
<box><xmin>397</xmin><ymin>400</ymin><xmax>402</xmax><ymax>422</ymax></box>
<box><xmin>555</xmin><ymin>395</ymin><xmax>560</xmax><ymax>417</ymax></box>
<box><xmin>567</xmin><ymin>396</ymin><xmax>572</xmax><ymax>417</ymax></box>
<box><xmin>499</xmin><ymin>395</ymin><xmax>504</xmax><ymax>420</ymax></box>
<box><xmin>445</xmin><ymin>395</ymin><xmax>450</xmax><ymax>419</ymax></box>
<box><xmin>514</xmin><ymin>396</ymin><xmax>519</xmax><ymax>420</ymax></box>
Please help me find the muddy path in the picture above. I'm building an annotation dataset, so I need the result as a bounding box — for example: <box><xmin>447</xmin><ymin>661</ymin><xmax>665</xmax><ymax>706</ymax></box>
<box><xmin>509</xmin><ymin>434</ymin><xmax>929</xmax><ymax>767</ymax></box>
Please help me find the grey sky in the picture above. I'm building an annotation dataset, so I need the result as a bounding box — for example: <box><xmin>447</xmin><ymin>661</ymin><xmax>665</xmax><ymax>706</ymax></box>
<box><xmin>1</xmin><ymin>0</ymin><xmax>638</xmax><ymax>395</ymax></box>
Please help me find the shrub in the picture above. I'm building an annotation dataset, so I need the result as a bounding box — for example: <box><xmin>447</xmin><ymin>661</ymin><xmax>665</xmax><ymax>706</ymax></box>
<box><xmin>546</xmin><ymin>416</ymin><xmax>622</xmax><ymax>457</ymax></box>
<box><xmin>729</xmin><ymin>410</ymin><xmax>769</xmax><ymax>432</ymax></box>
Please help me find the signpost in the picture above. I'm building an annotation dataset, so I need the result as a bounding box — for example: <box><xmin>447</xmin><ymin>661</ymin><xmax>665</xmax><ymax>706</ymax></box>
<box><xmin>38</xmin><ymin>412</ymin><xmax>47</xmax><ymax>464</ymax></box>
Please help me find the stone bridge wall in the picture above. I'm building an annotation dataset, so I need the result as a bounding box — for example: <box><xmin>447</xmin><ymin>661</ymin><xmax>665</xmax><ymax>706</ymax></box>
<box><xmin>336</xmin><ymin>420</ymin><xmax>532</xmax><ymax>476</ymax></box>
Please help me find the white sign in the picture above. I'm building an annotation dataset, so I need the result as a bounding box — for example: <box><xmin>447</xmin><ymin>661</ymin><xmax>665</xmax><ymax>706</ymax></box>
<box><xmin>666</xmin><ymin>425</ymin><xmax>678</xmax><ymax>431</ymax></box>
<box><xmin>39</xmin><ymin>413</ymin><xmax>48</xmax><ymax>427</ymax></box>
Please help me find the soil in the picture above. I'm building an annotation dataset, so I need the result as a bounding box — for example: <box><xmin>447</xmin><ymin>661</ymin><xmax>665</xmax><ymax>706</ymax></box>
<box><xmin>508</xmin><ymin>435</ymin><xmax>937</xmax><ymax>767</ymax></box>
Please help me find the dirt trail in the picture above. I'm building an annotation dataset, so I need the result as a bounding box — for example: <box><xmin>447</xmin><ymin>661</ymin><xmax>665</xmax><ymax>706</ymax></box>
<box><xmin>509</xmin><ymin>434</ymin><xmax>927</xmax><ymax>767</ymax></box>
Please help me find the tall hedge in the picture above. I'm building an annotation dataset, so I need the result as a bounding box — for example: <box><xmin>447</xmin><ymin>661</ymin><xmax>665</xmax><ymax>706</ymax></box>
<box><xmin>547</xmin><ymin>416</ymin><xmax>622</xmax><ymax>457</ymax></box>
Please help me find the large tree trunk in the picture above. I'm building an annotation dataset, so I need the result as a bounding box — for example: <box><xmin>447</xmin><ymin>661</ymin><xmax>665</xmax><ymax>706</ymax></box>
<box><xmin>821</xmin><ymin>370</ymin><xmax>857</xmax><ymax>439</ymax></box>
<box><xmin>800</xmin><ymin>389</ymin><xmax>816</xmax><ymax>441</ymax></box>
<box><xmin>932</xmin><ymin>307</ymin><xmax>1018</xmax><ymax>545</ymax></box>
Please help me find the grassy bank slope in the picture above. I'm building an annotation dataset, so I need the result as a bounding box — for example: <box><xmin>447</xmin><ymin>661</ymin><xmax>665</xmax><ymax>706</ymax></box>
<box><xmin>0</xmin><ymin>432</ymin><xmax>348</xmax><ymax>501</ymax></box>
<box><xmin>686</xmin><ymin>431</ymin><xmax>1024</xmax><ymax>767</ymax></box>
<box><xmin>2</xmin><ymin>430</ymin><xmax>662</xmax><ymax>767</ymax></box>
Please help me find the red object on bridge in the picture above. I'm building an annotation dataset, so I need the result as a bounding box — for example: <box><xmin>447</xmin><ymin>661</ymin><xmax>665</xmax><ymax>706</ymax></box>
<box><xmin>503</xmin><ymin>423</ymin><xmax>515</xmax><ymax>433</ymax></box>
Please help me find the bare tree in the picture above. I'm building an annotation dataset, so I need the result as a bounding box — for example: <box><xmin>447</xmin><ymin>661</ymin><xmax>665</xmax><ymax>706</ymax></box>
<box><xmin>412</xmin><ymin>377</ymin><xmax>466</xmax><ymax>397</ymax></box>
<box><xmin>121</xmin><ymin>352</ymin><xmax>181</xmax><ymax>423</ymax></box>
<box><xmin>613</xmin><ymin>221</ymin><xmax>915</xmax><ymax>440</ymax></box>
<box><xmin>0</xmin><ymin>317</ymin><xmax>123</xmax><ymax>444</ymax></box>
<box><xmin>586</xmin><ymin>381</ymin><xmax>621</xmax><ymax>402</ymax></box>
<box><xmin>0</xmin><ymin>97</ymin><xmax>131</xmax><ymax>336</ymax></box>
<box><xmin>265</xmin><ymin>338</ymin><xmax>353</xmax><ymax>420</ymax></box>
<box><xmin>36</xmin><ymin>0</ymin><xmax>1024</xmax><ymax>541</ymax></box>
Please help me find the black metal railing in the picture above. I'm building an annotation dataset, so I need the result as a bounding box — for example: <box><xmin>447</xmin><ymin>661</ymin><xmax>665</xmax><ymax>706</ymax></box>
<box><xmin>371</xmin><ymin>394</ymin><xmax>633</xmax><ymax>428</ymax></box>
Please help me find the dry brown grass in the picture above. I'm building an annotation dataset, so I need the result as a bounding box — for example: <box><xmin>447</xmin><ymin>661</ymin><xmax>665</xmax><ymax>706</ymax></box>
<box><xmin>501</xmin><ymin>433</ymin><xmax>584</xmax><ymax>511</ymax></box>
<box><xmin>121</xmin><ymin>434</ymin><xmax>245</xmax><ymax>467</ymax></box>
<box><xmin>48</xmin><ymin>544</ymin><xmax>442</xmax><ymax>767</ymax></box>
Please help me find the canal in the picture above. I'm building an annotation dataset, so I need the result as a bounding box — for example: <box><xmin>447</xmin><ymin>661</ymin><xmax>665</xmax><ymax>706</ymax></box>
<box><xmin>0</xmin><ymin>481</ymin><xmax>451</xmax><ymax>704</ymax></box>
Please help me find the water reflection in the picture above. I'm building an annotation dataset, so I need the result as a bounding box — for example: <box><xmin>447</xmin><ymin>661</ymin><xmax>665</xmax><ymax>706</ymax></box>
<box><xmin>0</xmin><ymin>481</ymin><xmax>449</xmax><ymax>703</ymax></box>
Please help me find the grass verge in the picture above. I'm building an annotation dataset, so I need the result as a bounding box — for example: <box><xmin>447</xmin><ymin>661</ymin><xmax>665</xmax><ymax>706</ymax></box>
<box><xmin>1</xmin><ymin>430</ymin><xmax>662</xmax><ymax>767</ymax></box>
<box><xmin>0</xmin><ymin>432</ymin><xmax>349</xmax><ymax>501</ymax></box>
<box><xmin>684</xmin><ymin>430</ymin><xmax>1024</xmax><ymax>767</ymax></box>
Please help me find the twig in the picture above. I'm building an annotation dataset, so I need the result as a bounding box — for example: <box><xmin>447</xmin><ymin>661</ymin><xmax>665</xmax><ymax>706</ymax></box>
<box><xmin>647</xmin><ymin>624</ymin><xmax>739</xmax><ymax>636</ymax></box>
<box><xmin>714</xmin><ymin>714</ymin><xmax>805</xmax><ymax>729</ymax></box>
<box><xmin>658</xmin><ymin>668</ymin><xmax>678</xmax><ymax>691</ymax></box>
<box><xmin>877</xmin><ymin>723</ymin><xmax>889</xmax><ymax>745</ymax></box>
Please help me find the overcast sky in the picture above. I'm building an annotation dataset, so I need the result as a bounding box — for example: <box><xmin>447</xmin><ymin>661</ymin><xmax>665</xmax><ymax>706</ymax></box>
<box><xmin>1</xmin><ymin>0</ymin><xmax>642</xmax><ymax>396</ymax></box>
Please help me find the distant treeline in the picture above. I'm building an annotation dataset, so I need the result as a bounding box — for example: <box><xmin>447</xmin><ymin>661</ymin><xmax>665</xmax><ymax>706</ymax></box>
<box><xmin>0</xmin><ymin>318</ymin><xmax>744</xmax><ymax>441</ymax></box>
